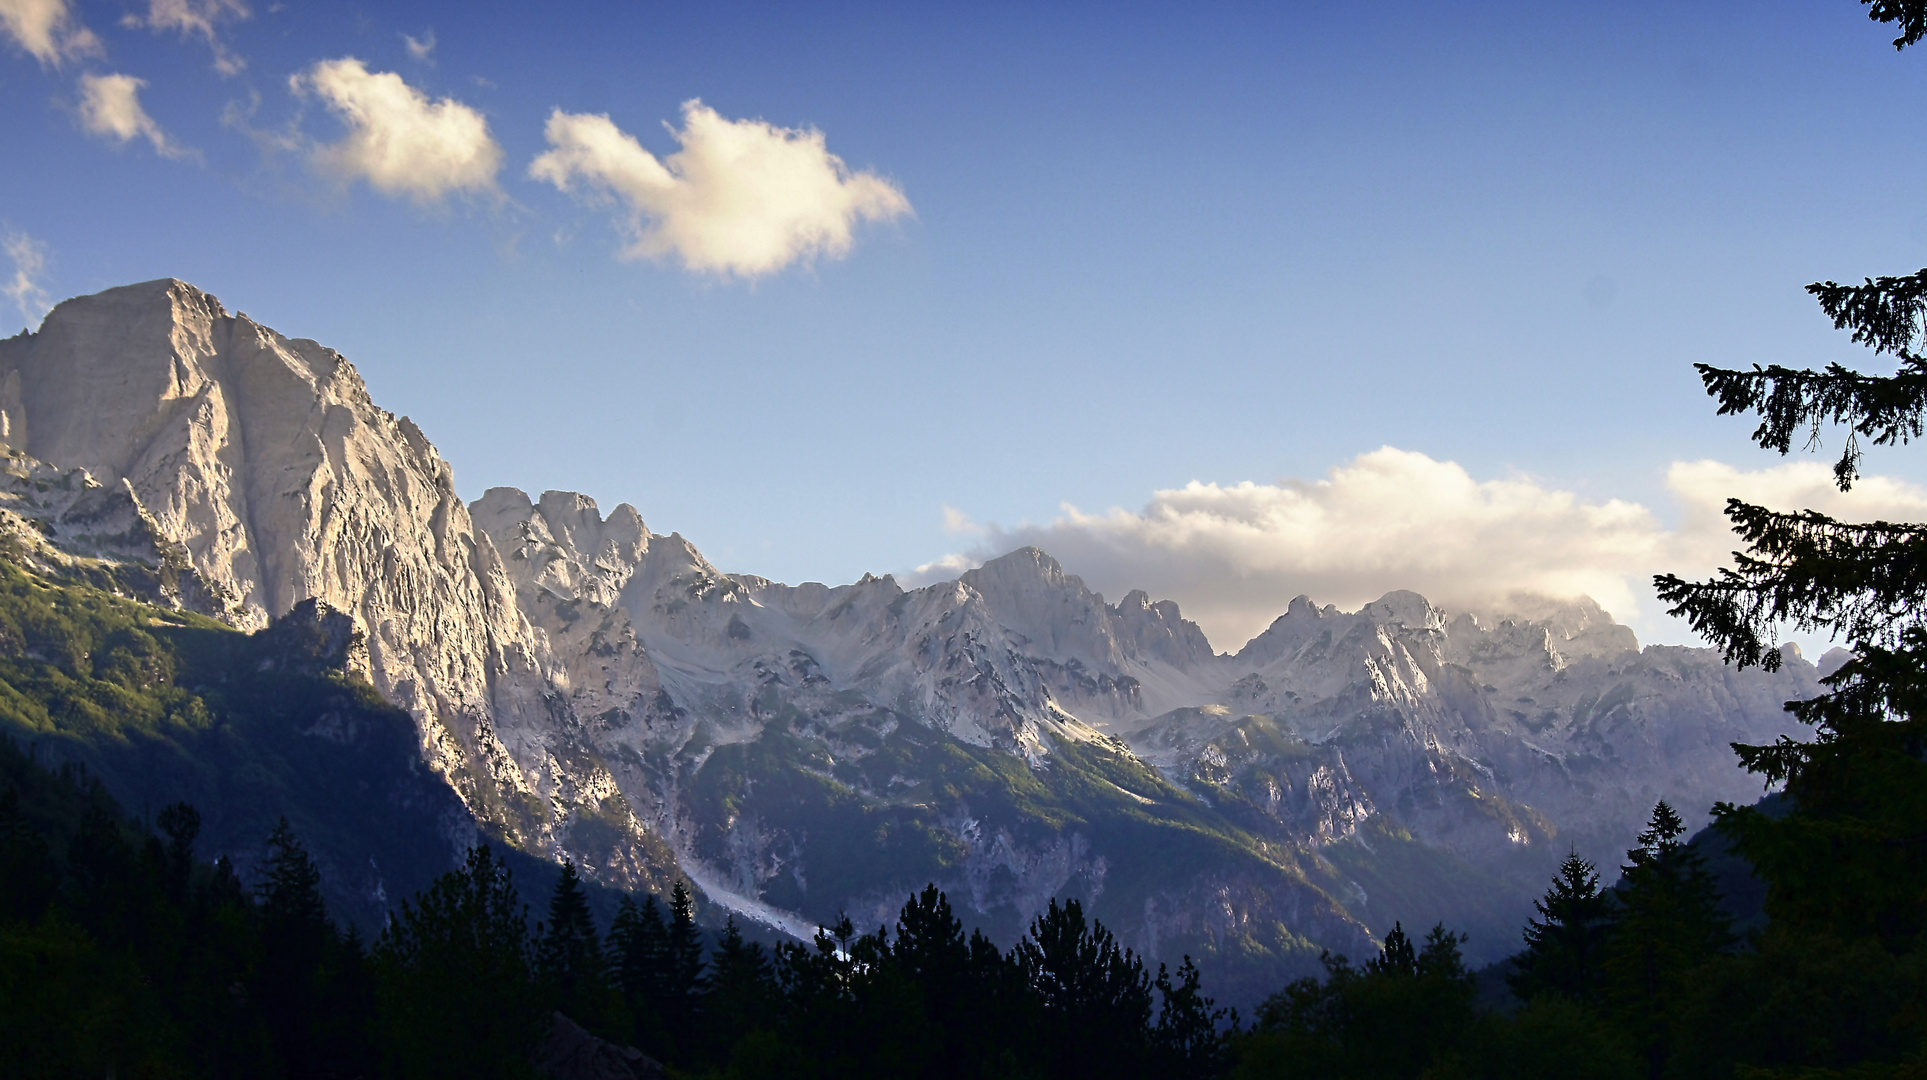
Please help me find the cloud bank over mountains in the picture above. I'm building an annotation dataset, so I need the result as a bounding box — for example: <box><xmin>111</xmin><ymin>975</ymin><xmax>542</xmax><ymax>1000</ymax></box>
<box><xmin>917</xmin><ymin>447</ymin><xmax>1927</xmax><ymax>651</ymax></box>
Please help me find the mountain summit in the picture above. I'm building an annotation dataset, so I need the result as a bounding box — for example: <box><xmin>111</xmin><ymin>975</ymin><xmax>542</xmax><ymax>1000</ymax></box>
<box><xmin>0</xmin><ymin>280</ymin><xmax>1818</xmax><ymax>995</ymax></box>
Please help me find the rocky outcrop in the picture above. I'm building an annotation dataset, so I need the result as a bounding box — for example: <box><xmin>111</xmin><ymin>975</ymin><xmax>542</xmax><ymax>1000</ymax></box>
<box><xmin>0</xmin><ymin>281</ymin><xmax>673</xmax><ymax>892</ymax></box>
<box><xmin>535</xmin><ymin>1013</ymin><xmax>664</xmax><ymax>1080</ymax></box>
<box><xmin>0</xmin><ymin>278</ymin><xmax>1824</xmax><ymax>984</ymax></box>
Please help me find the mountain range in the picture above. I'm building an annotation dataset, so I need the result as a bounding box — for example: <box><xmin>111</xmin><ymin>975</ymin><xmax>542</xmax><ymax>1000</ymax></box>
<box><xmin>0</xmin><ymin>279</ymin><xmax>1822</xmax><ymax>998</ymax></box>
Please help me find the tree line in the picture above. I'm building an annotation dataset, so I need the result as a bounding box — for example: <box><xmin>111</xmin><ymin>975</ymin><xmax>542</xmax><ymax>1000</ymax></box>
<box><xmin>5</xmin><ymin>713</ymin><xmax>1923</xmax><ymax>1080</ymax></box>
<box><xmin>0</xmin><ymin>732</ymin><xmax>1233</xmax><ymax>1079</ymax></box>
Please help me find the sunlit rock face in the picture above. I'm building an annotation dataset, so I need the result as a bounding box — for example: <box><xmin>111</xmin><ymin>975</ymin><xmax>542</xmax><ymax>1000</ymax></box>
<box><xmin>1132</xmin><ymin>592</ymin><xmax>1817</xmax><ymax>877</ymax></box>
<box><xmin>0</xmin><ymin>280</ymin><xmax>677</xmax><ymax>893</ymax></box>
<box><xmin>0</xmin><ymin>278</ymin><xmax>1820</xmax><ymax>993</ymax></box>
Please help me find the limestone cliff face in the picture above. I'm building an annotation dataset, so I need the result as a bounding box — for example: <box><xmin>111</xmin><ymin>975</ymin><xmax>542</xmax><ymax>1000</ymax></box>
<box><xmin>0</xmin><ymin>281</ymin><xmax>676</xmax><ymax>890</ymax></box>
<box><xmin>0</xmin><ymin>278</ymin><xmax>1827</xmax><ymax>983</ymax></box>
<box><xmin>1132</xmin><ymin>590</ymin><xmax>1818</xmax><ymax>882</ymax></box>
<box><xmin>463</xmin><ymin>486</ymin><xmax>1819</xmax><ymax>967</ymax></box>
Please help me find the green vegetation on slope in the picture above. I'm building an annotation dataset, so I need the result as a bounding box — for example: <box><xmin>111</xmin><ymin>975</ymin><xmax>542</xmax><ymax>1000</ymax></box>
<box><xmin>0</xmin><ymin>548</ymin><xmax>481</xmax><ymax>930</ymax></box>
<box><xmin>684</xmin><ymin>710</ymin><xmax>1342</xmax><ymax>1002</ymax></box>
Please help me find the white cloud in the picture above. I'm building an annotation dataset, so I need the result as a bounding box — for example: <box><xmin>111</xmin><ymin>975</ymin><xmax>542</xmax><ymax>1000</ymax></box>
<box><xmin>128</xmin><ymin>0</ymin><xmax>249</xmax><ymax>75</ymax></box>
<box><xmin>402</xmin><ymin>29</ymin><xmax>434</xmax><ymax>62</ymax></box>
<box><xmin>942</xmin><ymin>505</ymin><xmax>983</xmax><ymax>535</ymax></box>
<box><xmin>0</xmin><ymin>0</ymin><xmax>100</xmax><ymax>66</ymax></box>
<box><xmin>290</xmin><ymin>58</ymin><xmax>501</xmax><ymax>203</ymax></box>
<box><xmin>77</xmin><ymin>72</ymin><xmax>191</xmax><ymax>158</ymax></box>
<box><xmin>911</xmin><ymin>447</ymin><xmax>1927</xmax><ymax>652</ymax></box>
<box><xmin>529</xmin><ymin>100</ymin><xmax>912</xmax><ymax>277</ymax></box>
<box><xmin>1664</xmin><ymin>457</ymin><xmax>1927</xmax><ymax>564</ymax></box>
<box><xmin>3</xmin><ymin>231</ymin><xmax>50</xmax><ymax>329</ymax></box>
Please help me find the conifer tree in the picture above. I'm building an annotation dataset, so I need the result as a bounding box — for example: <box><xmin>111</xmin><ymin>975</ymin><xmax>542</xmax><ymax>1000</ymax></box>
<box><xmin>1510</xmin><ymin>850</ymin><xmax>1616</xmax><ymax>1004</ymax></box>
<box><xmin>259</xmin><ymin>818</ymin><xmax>329</xmax><ymax>933</ymax></box>
<box><xmin>255</xmin><ymin>818</ymin><xmax>342</xmax><ymax>1079</ymax></box>
<box><xmin>535</xmin><ymin>859</ymin><xmax>608</xmax><ymax>1022</ymax></box>
<box><xmin>665</xmin><ymin>881</ymin><xmax>706</xmax><ymax>1026</ymax></box>
<box><xmin>607</xmin><ymin>891</ymin><xmax>673</xmax><ymax>1055</ymax></box>
<box><xmin>1652</xmin><ymin>13</ymin><xmax>1927</xmax><ymax>942</ymax></box>
<box><xmin>374</xmin><ymin>842</ymin><xmax>540</xmax><ymax>1080</ymax></box>
<box><xmin>1366</xmin><ymin>921</ymin><xmax>1418</xmax><ymax>976</ymax></box>
<box><xmin>608</xmin><ymin>892</ymin><xmax>670</xmax><ymax>1004</ymax></box>
<box><xmin>1152</xmin><ymin>956</ymin><xmax>1233</xmax><ymax>1080</ymax></box>
<box><xmin>1016</xmin><ymin>898</ymin><xmax>1153</xmax><ymax>1079</ymax></box>
<box><xmin>1602</xmin><ymin>802</ymin><xmax>1732</xmax><ymax>1080</ymax></box>
<box><xmin>882</xmin><ymin>885</ymin><xmax>1017</xmax><ymax>1080</ymax></box>
<box><xmin>702</xmin><ymin>914</ymin><xmax>777</xmax><ymax>1063</ymax></box>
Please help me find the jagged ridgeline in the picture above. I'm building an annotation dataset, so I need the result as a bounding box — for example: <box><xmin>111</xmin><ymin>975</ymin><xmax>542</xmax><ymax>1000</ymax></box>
<box><xmin>0</xmin><ymin>280</ymin><xmax>1823</xmax><ymax>997</ymax></box>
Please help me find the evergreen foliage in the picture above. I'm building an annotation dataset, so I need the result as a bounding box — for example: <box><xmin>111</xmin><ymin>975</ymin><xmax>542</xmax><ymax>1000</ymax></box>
<box><xmin>608</xmin><ymin>890</ymin><xmax>674</xmax><ymax>1054</ymax></box>
<box><xmin>374</xmin><ymin>842</ymin><xmax>542</xmax><ymax>1080</ymax></box>
<box><xmin>1601</xmin><ymin>802</ymin><xmax>1734</xmax><ymax>1079</ymax></box>
<box><xmin>1237</xmin><ymin>921</ymin><xmax>1476</xmax><ymax>1080</ymax></box>
<box><xmin>536</xmin><ymin>859</ymin><xmax>614</xmax><ymax>1028</ymax></box>
<box><xmin>1508</xmin><ymin>850</ymin><xmax>1614</xmax><ymax>1004</ymax></box>
<box><xmin>1017</xmin><ymin>897</ymin><xmax>1156</xmax><ymax>1078</ymax></box>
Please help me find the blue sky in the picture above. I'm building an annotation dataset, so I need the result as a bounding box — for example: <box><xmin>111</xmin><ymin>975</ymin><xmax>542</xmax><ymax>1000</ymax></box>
<box><xmin>3</xmin><ymin>0</ymin><xmax>1925</xmax><ymax>649</ymax></box>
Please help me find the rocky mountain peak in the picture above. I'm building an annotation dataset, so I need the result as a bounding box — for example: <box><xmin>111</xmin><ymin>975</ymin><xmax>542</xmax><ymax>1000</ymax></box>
<box><xmin>0</xmin><ymin>277</ymin><xmax>1833</xmax><ymax>995</ymax></box>
<box><xmin>1471</xmin><ymin>594</ymin><xmax>1641</xmax><ymax>660</ymax></box>
<box><xmin>1110</xmin><ymin>588</ymin><xmax>1219</xmax><ymax>670</ymax></box>
<box><xmin>474</xmin><ymin>486</ymin><xmax>651</xmax><ymax>608</ymax></box>
<box><xmin>1357</xmin><ymin>589</ymin><xmax>1447</xmax><ymax>632</ymax></box>
<box><xmin>0</xmin><ymin>279</ymin><xmax>568</xmax><ymax>867</ymax></box>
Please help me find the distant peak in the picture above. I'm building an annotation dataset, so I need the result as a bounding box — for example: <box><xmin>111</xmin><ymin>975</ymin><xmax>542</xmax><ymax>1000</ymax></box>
<box><xmin>992</xmin><ymin>545</ymin><xmax>1060</xmax><ymax>570</ymax></box>
<box><xmin>118</xmin><ymin>277</ymin><xmax>224</xmax><ymax>309</ymax></box>
<box><xmin>38</xmin><ymin>278</ymin><xmax>233</xmax><ymax>333</ymax></box>
<box><xmin>1360</xmin><ymin>589</ymin><xmax>1444</xmax><ymax>630</ymax></box>
<box><xmin>538</xmin><ymin>489</ymin><xmax>603</xmax><ymax>522</ymax></box>
<box><xmin>478</xmin><ymin>485</ymin><xmax>533</xmax><ymax>507</ymax></box>
<box><xmin>963</xmin><ymin>546</ymin><xmax>1080</xmax><ymax>593</ymax></box>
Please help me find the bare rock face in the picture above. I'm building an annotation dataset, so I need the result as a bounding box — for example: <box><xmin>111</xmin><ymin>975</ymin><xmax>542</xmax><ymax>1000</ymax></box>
<box><xmin>0</xmin><ymin>281</ymin><xmax>525</xmax><ymax>787</ymax></box>
<box><xmin>0</xmin><ymin>281</ymin><xmax>674</xmax><ymax>891</ymax></box>
<box><xmin>0</xmin><ymin>278</ymin><xmax>1826</xmax><ymax>988</ymax></box>
<box><xmin>535</xmin><ymin>1012</ymin><xmax>664</xmax><ymax>1080</ymax></box>
<box><xmin>467</xmin><ymin>485</ymin><xmax>1818</xmax><ymax>971</ymax></box>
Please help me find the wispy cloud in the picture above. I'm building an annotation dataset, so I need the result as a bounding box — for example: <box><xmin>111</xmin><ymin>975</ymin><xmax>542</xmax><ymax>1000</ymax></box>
<box><xmin>942</xmin><ymin>505</ymin><xmax>984</xmax><ymax>535</ymax></box>
<box><xmin>78</xmin><ymin>73</ymin><xmax>193</xmax><ymax>158</ymax></box>
<box><xmin>910</xmin><ymin>447</ymin><xmax>1927</xmax><ymax>651</ymax></box>
<box><xmin>529</xmin><ymin>100</ymin><xmax>911</xmax><ymax>277</ymax></box>
<box><xmin>0</xmin><ymin>0</ymin><xmax>101</xmax><ymax>66</ymax></box>
<box><xmin>289</xmin><ymin>58</ymin><xmax>501</xmax><ymax>203</ymax></box>
<box><xmin>402</xmin><ymin>29</ymin><xmax>434</xmax><ymax>62</ymax></box>
<box><xmin>124</xmin><ymin>0</ymin><xmax>249</xmax><ymax>75</ymax></box>
<box><xmin>2</xmin><ymin>231</ymin><xmax>50</xmax><ymax>330</ymax></box>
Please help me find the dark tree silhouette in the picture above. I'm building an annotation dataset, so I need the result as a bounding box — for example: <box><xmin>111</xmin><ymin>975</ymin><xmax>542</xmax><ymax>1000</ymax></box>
<box><xmin>1510</xmin><ymin>850</ymin><xmax>1616</xmax><ymax>1004</ymax></box>
<box><xmin>1602</xmin><ymin>802</ymin><xmax>1732</xmax><ymax>1080</ymax></box>
<box><xmin>1651</xmin><ymin>184</ymin><xmax>1927</xmax><ymax>955</ymax></box>
<box><xmin>1016</xmin><ymin>898</ymin><xmax>1154</xmax><ymax>1078</ymax></box>
<box><xmin>535</xmin><ymin>858</ymin><xmax>610</xmax><ymax>1026</ymax></box>
<box><xmin>375</xmin><ymin>843</ymin><xmax>540</xmax><ymax>1080</ymax></box>
<box><xmin>702</xmin><ymin>914</ymin><xmax>777</xmax><ymax>1063</ymax></box>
